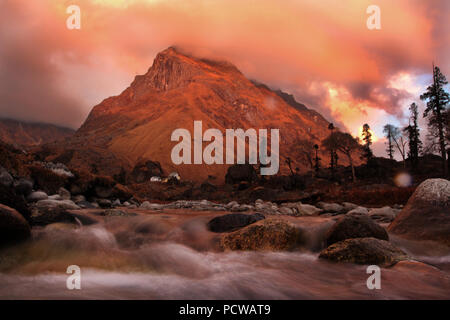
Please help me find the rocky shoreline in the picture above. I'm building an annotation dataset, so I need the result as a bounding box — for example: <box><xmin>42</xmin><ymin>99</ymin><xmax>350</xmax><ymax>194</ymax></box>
<box><xmin>2</xmin><ymin>165</ymin><xmax>449</xmax><ymax>259</ymax></box>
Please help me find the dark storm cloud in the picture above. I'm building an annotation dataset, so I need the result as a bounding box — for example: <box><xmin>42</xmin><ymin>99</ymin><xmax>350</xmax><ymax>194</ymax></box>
<box><xmin>346</xmin><ymin>82</ymin><xmax>412</xmax><ymax>116</ymax></box>
<box><xmin>0</xmin><ymin>1</ymin><xmax>85</xmax><ymax>129</ymax></box>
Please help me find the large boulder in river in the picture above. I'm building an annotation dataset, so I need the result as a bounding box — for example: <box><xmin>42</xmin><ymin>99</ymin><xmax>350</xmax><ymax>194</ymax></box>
<box><xmin>225</xmin><ymin>164</ymin><xmax>258</xmax><ymax>184</ymax></box>
<box><xmin>207</xmin><ymin>213</ymin><xmax>265</xmax><ymax>233</ymax></box>
<box><xmin>0</xmin><ymin>204</ymin><xmax>31</xmax><ymax>246</ymax></box>
<box><xmin>221</xmin><ymin>218</ymin><xmax>302</xmax><ymax>251</ymax></box>
<box><xmin>325</xmin><ymin>214</ymin><xmax>388</xmax><ymax>246</ymax></box>
<box><xmin>388</xmin><ymin>179</ymin><xmax>450</xmax><ymax>245</ymax></box>
<box><xmin>319</xmin><ymin>237</ymin><xmax>407</xmax><ymax>266</ymax></box>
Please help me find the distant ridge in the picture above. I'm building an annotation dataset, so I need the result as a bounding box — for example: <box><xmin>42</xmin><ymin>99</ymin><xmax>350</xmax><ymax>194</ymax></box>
<box><xmin>0</xmin><ymin>118</ymin><xmax>74</xmax><ymax>147</ymax></box>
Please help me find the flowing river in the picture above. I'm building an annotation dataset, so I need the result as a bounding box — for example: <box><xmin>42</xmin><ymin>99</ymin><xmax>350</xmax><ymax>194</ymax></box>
<box><xmin>0</xmin><ymin>210</ymin><xmax>449</xmax><ymax>299</ymax></box>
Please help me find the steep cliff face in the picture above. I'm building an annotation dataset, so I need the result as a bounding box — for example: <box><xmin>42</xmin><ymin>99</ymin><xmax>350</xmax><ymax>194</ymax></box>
<box><xmin>0</xmin><ymin>119</ymin><xmax>74</xmax><ymax>147</ymax></box>
<box><xmin>66</xmin><ymin>47</ymin><xmax>332</xmax><ymax>181</ymax></box>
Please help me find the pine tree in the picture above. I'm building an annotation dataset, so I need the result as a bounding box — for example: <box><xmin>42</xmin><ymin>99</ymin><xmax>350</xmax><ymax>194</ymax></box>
<box><xmin>383</xmin><ymin>124</ymin><xmax>396</xmax><ymax>160</ymax></box>
<box><xmin>361</xmin><ymin>123</ymin><xmax>373</xmax><ymax>161</ymax></box>
<box><xmin>403</xmin><ymin>102</ymin><xmax>422</xmax><ymax>168</ymax></box>
<box><xmin>420</xmin><ymin>65</ymin><xmax>449</xmax><ymax>175</ymax></box>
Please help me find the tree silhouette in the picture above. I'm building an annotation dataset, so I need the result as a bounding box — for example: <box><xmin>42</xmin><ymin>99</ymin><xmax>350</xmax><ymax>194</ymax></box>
<box><xmin>361</xmin><ymin>123</ymin><xmax>373</xmax><ymax>161</ymax></box>
<box><xmin>383</xmin><ymin>124</ymin><xmax>396</xmax><ymax>160</ymax></box>
<box><xmin>420</xmin><ymin>65</ymin><xmax>449</xmax><ymax>176</ymax></box>
<box><xmin>322</xmin><ymin>132</ymin><xmax>360</xmax><ymax>182</ymax></box>
<box><xmin>392</xmin><ymin>127</ymin><xmax>408</xmax><ymax>167</ymax></box>
<box><xmin>403</xmin><ymin>102</ymin><xmax>422</xmax><ymax>168</ymax></box>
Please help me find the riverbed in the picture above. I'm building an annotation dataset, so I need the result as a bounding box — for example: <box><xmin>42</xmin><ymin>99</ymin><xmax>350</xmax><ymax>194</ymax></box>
<box><xmin>0</xmin><ymin>210</ymin><xmax>449</xmax><ymax>299</ymax></box>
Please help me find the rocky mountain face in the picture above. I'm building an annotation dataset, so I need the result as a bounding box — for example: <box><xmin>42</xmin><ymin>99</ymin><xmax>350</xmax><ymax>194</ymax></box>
<box><xmin>0</xmin><ymin>118</ymin><xmax>74</xmax><ymax>147</ymax></box>
<box><xmin>47</xmin><ymin>47</ymin><xmax>334</xmax><ymax>182</ymax></box>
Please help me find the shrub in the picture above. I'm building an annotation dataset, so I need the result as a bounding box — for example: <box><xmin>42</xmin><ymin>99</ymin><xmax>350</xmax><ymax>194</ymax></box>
<box><xmin>27</xmin><ymin>164</ymin><xmax>69</xmax><ymax>194</ymax></box>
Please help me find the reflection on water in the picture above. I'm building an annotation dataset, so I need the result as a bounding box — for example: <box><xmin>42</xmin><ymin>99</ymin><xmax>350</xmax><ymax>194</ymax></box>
<box><xmin>0</xmin><ymin>212</ymin><xmax>449</xmax><ymax>299</ymax></box>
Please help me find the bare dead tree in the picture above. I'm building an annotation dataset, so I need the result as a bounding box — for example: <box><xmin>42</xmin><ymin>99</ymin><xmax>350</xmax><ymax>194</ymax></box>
<box><xmin>322</xmin><ymin>132</ymin><xmax>360</xmax><ymax>182</ymax></box>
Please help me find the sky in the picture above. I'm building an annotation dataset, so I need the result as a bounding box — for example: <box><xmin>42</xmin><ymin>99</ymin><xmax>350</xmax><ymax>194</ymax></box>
<box><xmin>0</xmin><ymin>0</ymin><xmax>448</xmax><ymax>157</ymax></box>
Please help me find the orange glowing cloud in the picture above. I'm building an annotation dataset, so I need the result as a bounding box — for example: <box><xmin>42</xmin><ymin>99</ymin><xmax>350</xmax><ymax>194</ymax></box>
<box><xmin>0</xmin><ymin>0</ymin><xmax>447</xmax><ymax>147</ymax></box>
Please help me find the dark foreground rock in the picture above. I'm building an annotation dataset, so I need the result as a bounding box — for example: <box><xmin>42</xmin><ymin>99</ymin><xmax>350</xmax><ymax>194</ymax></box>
<box><xmin>0</xmin><ymin>184</ymin><xmax>31</xmax><ymax>220</ymax></box>
<box><xmin>0</xmin><ymin>204</ymin><xmax>31</xmax><ymax>246</ymax></box>
<box><xmin>388</xmin><ymin>179</ymin><xmax>450</xmax><ymax>246</ymax></box>
<box><xmin>319</xmin><ymin>237</ymin><xmax>407</xmax><ymax>266</ymax></box>
<box><xmin>325</xmin><ymin>214</ymin><xmax>388</xmax><ymax>246</ymax></box>
<box><xmin>13</xmin><ymin>178</ymin><xmax>33</xmax><ymax>196</ymax></box>
<box><xmin>221</xmin><ymin>218</ymin><xmax>302</xmax><ymax>251</ymax></box>
<box><xmin>207</xmin><ymin>213</ymin><xmax>265</xmax><ymax>233</ymax></box>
